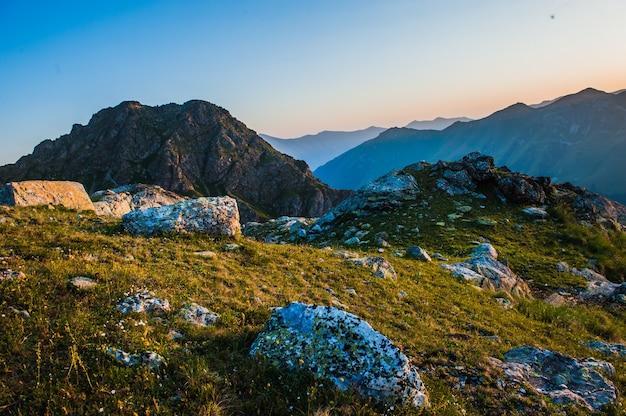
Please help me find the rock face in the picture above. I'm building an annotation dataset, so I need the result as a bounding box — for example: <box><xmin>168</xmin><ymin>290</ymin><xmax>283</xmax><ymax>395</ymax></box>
<box><xmin>491</xmin><ymin>345</ymin><xmax>617</xmax><ymax>411</ymax></box>
<box><xmin>122</xmin><ymin>197</ymin><xmax>240</xmax><ymax>236</ymax></box>
<box><xmin>250</xmin><ymin>302</ymin><xmax>428</xmax><ymax>409</ymax></box>
<box><xmin>441</xmin><ymin>243</ymin><xmax>531</xmax><ymax>298</ymax></box>
<box><xmin>0</xmin><ymin>100</ymin><xmax>349</xmax><ymax>222</ymax></box>
<box><xmin>0</xmin><ymin>181</ymin><xmax>94</xmax><ymax>211</ymax></box>
<box><xmin>91</xmin><ymin>184</ymin><xmax>187</xmax><ymax>217</ymax></box>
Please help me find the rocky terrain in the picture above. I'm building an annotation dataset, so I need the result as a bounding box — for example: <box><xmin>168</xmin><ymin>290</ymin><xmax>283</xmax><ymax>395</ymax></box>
<box><xmin>1</xmin><ymin>154</ymin><xmax>626</xmax><ymax>415</ymax></box>
<box><xmin>0</xmin><ymin>100</ymin><xmax>349</xmax><ymax>221</ymax></box>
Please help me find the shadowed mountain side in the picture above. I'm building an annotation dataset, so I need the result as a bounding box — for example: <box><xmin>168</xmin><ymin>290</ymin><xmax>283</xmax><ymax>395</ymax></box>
<box><xmin>314</xmin><ymin>88</ymin><xmax>626</xmax><ymax>205</ymax></box>
<box><xmin>0</xmin><ymin>100</ymin><xmax>350</xmax><ymax>221</ymax></box>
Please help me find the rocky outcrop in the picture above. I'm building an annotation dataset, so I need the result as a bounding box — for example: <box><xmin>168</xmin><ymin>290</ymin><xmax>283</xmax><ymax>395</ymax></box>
<box><xmin>491</xmin><ymin>345</ymin><xmax>617</xmax><ymax>411</ymax></box>
<box><xmin>91</xmin><ymin>184</ymin><xmax>187</xmax><ymax>217</ymax></box>
<box><xmin>122</xmin><ymin>197</ymin><xmax>240</xmax><ymax>237</ymax></box>
<box><xmin>0</xmin><ymin>180</ymin><xmax>94</xmax><ymax>211</ymax></box>
<box><xmin>441</xmin><ymin>243</ymin><xmax>531</xmax><ymax>298</ymax></box>
<box><xmin>313</xmin><ymin>170</ymin><xmax>419</xmax><ymax>228</ymax></box>
<box><xmin>0</xmin><ymin>100</ymin><xmax>349</xmax><ymax>222</ymax></box>
<box><xmin>250</xmin><ymin>303</ymin><xmax>428</xmax><ymax>409</ymax></box>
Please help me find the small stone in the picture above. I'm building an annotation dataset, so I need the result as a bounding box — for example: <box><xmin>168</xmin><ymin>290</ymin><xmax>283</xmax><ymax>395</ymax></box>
<box><xmin>345</xmin><ymin>236</ymin><xmax>360</xmax><ymax>245</ymax></box>
<box><xmin>117</xmin><ymin>292</ymin><xmax>171</xmax><ymax>314</ymax></box>
<box><xmin>224</xmin><ymin>243</ymin><xmax>241</xmax><ymax>250</ymax></box>
<box><xmin>69</xmin><ymin>276</ymin><xmax>97</xmax><ymax>290</ymax></box>
<box><xmin>178</xmin><ymin>303</ymin><xmax>219</xmax><ymax>326</ymax></box>
<box><xmin>0</xmin><ymin>269</ymin><xmax>25</xmax><ymax>280</ymax></box>
<box><xmin>344</xmin><ymin>288</ymin><xmax>357</xmax><ymax>295</ymax></box>
<box><xmin>476</xmin><ymin>218</ymin><xmax>497</xmax><ymax>226</ymax></box>
<box><xmin>522</xmin><ymin>207</ymin><xmax>548</xmax><ymax>218</ymax></box>
<box><xmin>193</xmin><ymin>251</ymin><xmax>217</xmax><ymax>258</ymax></box>
<box><xmin>405</xmin><ymin>246</ymin><xmax>432</xmax><ymax>262</ymax></box>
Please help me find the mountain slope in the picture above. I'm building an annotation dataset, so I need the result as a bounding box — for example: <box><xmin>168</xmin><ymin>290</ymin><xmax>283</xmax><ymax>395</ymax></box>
<box><xmin>315</xmin><ymin>88</ymin><xmax>626</xmax><ymax>204</ymax></box>
<box><xmin>262</xmin><ymin>118</ymin><xmax>470</xmax><ymax>171</ymax></box>
<box><xmin>0</xmin><ymin>100</ymin><xmax>349</xmax><ymax>221</ymax></box>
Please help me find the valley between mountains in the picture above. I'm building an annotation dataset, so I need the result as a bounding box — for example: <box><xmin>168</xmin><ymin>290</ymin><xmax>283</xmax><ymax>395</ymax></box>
<box><xmin>1</xmin><ymin>88</ymin><xmax>626</xmax><ymax>415</ymax></box>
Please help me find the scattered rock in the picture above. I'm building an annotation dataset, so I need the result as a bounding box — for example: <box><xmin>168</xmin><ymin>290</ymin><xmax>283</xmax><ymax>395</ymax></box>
<box><xmin>117</xmin><ymin>292</ymin><xmax>171</xmax><ymax>314</ymax></box>
<box><xmin>544</xmin><ymin>293</ymin><xmax>567</xmax><ymax>307</ymax></box>
<box><xmin>476</xmin><ymin>218</ymin><xmax>497</xmax><ymax>226</ymax></box>
<box><xmin>495</xmin><ymin>298</ymin><xmax>514</xmax><ymax>310</ymax></box>
<box><xmin>347</xmin><ymin>257</ymin><xmax>397</xmax><ymax>279</ymax></box>
<box><xmin>106</xmin><ymin>347</ymin><xmax>165</xmax><ymax>370</ymax></box>
<box><xmin>345</xmin><ymin>236</ymin><xmax>360</xmax><ymax>245</ymax></box>
<box><xmin>441</xmin><ymin>245</ymin><xmax>531</xmax><ymax>298</ymax></box>
<box><xmin>178</xmin><ymin>303</ymin><xmax>219</xmax><ymax>327</ymax></box>
<box><xmin>69</xmin><ymin>276</ymin><xmax>97</xmax><ymax>290</ymax></box>
<box><xmin>249</xmin><ymin>303</ymin><xmax>428</xmax><ymax>409</ymax></box>
<box><xmin>581</xmin><ymin>340</ymin><xmax>626</xmax><ymax>357</ymax></box>
<box><xmin>497</xmin><ymin>174</ymin><xmax>552</xmax><ymax>205</ymax></box>
<box><xmin>522</xmin><ymin>207</ymin><xmax>548</xmax><ymax>218</ymax></box>
<box><xmin>122</xmin><ymin>197</ymin><xmax>240</xmax><ymax>237</ymax></box>
<box><xmin>490</xmin><ymin>345</ymin><xmax>617</xmax><ymax>411</ymax></box>
<box><xmin>555</xmin><ymin>261</ymin><xmax>570</xmax><ymax>272</ymax></box>
<box><xmin>0</xmin><ymin>269</ymin><xmax>25</xmax><ymax>280</ymax></box>
<box><xmin>332</xmin><ymin>250</ymin><xmax>359</xmax><ymax>259</ymax></box>
<box><xmin>0</xmin><ymin>180</ymin><xmax>95</xmax><ymax>211</ymax></box>
<box><xmin>224</xmin><ymin>243</ymin><xmax>241</xmax><ymax>250</ymax></box>
<box><xmin>7</xmin><ymin>306</ymin><xmax>30</xmax><ymax>320</ymax></box>
<box><xmin>91</xmin><ymin>184</ymin><xmax>187</xmax><ymax>217</ymax></box>
<box><xmin>405</xmin><ymin>246</ymin><xmax>432</xmax><ymax>262</ymax></box>
<box><xmin>193</xmin><ymin>251</ymin><xmax>217</xmax><ymax>258</ymax></box>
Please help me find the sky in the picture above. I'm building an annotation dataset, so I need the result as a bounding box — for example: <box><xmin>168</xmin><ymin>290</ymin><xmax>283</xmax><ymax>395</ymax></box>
<box><xmin>1</xmin><ymin>0</ymin><xmax>625</xmax><ymax>165</ymax></box>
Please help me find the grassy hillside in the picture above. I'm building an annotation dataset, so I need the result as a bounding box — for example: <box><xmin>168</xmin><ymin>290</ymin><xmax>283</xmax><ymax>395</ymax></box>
<box><xmin>1</xmin><ymin>200</ymin><xmax>625</xmax><ymax>415</ymax></box>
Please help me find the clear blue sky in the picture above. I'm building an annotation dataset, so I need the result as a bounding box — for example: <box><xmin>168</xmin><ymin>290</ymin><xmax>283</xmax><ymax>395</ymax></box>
<box><xmin>1</xmin><ymin>0</ymin><xmax>625</xmax><ymax>165</ymax></box>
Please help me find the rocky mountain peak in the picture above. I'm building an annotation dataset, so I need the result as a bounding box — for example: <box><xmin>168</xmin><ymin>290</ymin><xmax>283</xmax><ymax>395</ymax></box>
<box><xmin>0</xmin><ymin>100</ymin><xmax>349</xmax><ymax>221</ymax></box>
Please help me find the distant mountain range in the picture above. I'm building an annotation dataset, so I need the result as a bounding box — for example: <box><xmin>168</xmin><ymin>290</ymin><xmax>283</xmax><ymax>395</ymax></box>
<box><xmin>261</xmin><ymin>117</ymin><xmax>470</xmax><ymax>170</ymax></box>
<box><xmin>314</xmin><ymin>88</ymin><xmax>626</xmax><ymax>205</ymax></box>
<box><xmin>0</xmin><ymin>100</ymin><xmax>349</xmax><ymax>221</ymax></box>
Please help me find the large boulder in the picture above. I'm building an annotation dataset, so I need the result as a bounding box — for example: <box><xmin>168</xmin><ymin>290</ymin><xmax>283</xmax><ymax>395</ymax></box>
<box><xmin>441</xmin><ymin>243</ymin><xmax>531</xmax><ymax>298</ymax></box>
<box><xmin>122</xmin><ymin>196</ymin><xmax>240</xmax><ymax>236</ymax></box>
<box><xmin>0</xmin><ymin>180</ymin><xmax>94</xmax><ymax>211</ymax></box>
<box><xmin>491</xmin><ymin>345</ymin><xmax>617</xmax><ymax>411</ymax></box>
<box><xmin>91</xmin><ymin>184</ymin><xmax>187</xmax><ymax>217</ymax></box>
<box><xmin>250</xmin><ymin>302</ymin><xmax>428</xmax><ymax>409</ymax></box>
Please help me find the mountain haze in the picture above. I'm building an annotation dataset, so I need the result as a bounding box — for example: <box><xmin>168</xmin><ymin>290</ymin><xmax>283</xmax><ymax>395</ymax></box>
<box><xmin>315</xmin><ymin>88</ymin><xmax>626</xmax><ymax>204</ymax></box>
<box><xmin>262</xmin><ymin>118</ymin><xmax>470</xmax><ymax>170</ymax></box>
<box><xmin>0</xmin><ymin>100</ymin><xmax>349</xmax><ymax>221</ymax></box>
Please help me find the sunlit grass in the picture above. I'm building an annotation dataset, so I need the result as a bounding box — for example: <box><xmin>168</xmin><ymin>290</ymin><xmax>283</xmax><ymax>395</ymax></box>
<box><xmin>0</xmin><ymin>205</ymin><xmax>625</xmax><ymax>414</ymax></box>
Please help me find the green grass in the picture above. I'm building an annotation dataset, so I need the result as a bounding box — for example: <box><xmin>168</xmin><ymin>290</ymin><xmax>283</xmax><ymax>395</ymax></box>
<box><xmin>1</xmin><ymin>204</ymin><xmax>625</xmax><ymax>415</ymax></box>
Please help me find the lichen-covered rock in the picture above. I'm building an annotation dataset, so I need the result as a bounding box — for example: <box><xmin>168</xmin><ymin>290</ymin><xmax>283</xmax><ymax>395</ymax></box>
<box><xmin>178</xmin><ymin>303</ymin><xmax>219</xmax><ymax>326</ymax></box>
<box><xmin>491</xmin><ymin>346</ymin><xmax>617</xmax><ymax>411</ymax></box>
<box><xmin>106</xmin><ymin>347</ymin><xmax>165</xmax><ymax>370</ymax></box>
<box><xmin>249</xmin><ymin>303</ymin><xmax>428</xmax><ymax>409</ymax></box>
<box><xmin>441</xmin><ymin>244</ymin><xmax>531</xmax><ymax>298</ymax></box>
<box><xmin>347</xmin><ymin>256</ymin><xmax>397</xmax><ymax>279</ymax></box>
<box><xmin>0</xmin><ymin>180</ymin><xmax>95</xmax><ymax>211</ymax></box>
<box><xmin>122</xmin><ymin>197</ymin><xmax>240</xmax><ymax>236</ymax></box>
<box><xmin>117</xmin><ymin>292</ymin><xmax>171</xmax><ymax>314</ymax></box>
<box><xmin>91</xmin><ymin>184</ymin><xmax>187</xmax><ymax>217</ymax></box>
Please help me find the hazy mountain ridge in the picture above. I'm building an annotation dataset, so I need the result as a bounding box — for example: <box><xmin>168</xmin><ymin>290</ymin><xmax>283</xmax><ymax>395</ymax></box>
<box><xmin>315</xmin><ymin>88</ymin><xmax>626</xmax><ymax>205</ymax></box>
<box><xmin>0</xmin><ymin>100</ymin><xmax>349</xmax><ymax>221</ymax></box>
<box><xmin>262</xmin><ymin>118</ymin><xmax>471</xmax><ymax>171</ymax></box>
